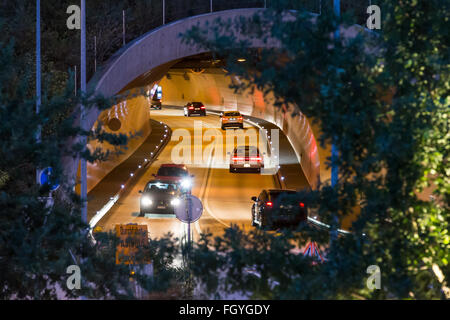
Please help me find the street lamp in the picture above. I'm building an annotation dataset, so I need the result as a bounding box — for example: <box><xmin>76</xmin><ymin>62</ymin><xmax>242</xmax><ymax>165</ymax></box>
<box><xmin>36</xmin><ymin>0</ymin><xmax>41</xmax><ymax>184</ymax></box>
<box><xmin>80</xmin><ymin>0</ymin><xmax>87</xmax><ymax>223</ymax></box>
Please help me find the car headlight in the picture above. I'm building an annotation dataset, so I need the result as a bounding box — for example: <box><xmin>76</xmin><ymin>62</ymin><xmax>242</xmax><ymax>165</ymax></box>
<box><xmin>180</xmin><ymin>178</ymin><xmax>192</xmax><ymax>189</ymax></box>
<box><xmin>171</xmin><ymin>198</ymin><xmax>181</xmax><ymax>206</ymax></box>
<box><xmin>141</xmin><ymin>196</ymin><xmax>152</xmax><ymax>206</ymax></box>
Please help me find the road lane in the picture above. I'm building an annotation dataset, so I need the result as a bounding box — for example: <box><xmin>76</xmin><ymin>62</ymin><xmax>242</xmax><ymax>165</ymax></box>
<box><xmin>97</xmin><ymin>108</ymin><xmax>278</xmax><ymax>241</ymax></box>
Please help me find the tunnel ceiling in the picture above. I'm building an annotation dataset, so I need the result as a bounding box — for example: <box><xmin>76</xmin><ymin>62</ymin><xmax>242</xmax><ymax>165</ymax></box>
<box><xmin>120</xmin><ymin>51</ymin><xmax>256</xmax><ymax>94</ymax></box>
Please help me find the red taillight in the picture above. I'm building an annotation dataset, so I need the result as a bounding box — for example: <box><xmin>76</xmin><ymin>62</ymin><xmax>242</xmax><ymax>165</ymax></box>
<box><xmin>188</xmin><ymin>107</ymin><xmax>194</xmax><ymax>110</ymax></box>
<box><xmin>232</xmin><ymin>156</ymin><xmax>245</xmax><ymax>161</ymax></box>
<box><xmin>266</xmin><ymin>201</ymin><xmax>273</xmax><ymax>207</ymax></box>
<box><xmin>249</xmin><ymin>157</ymin><xmax>261</xmax><ymax>162</ymax></box>
<box><xmin>299</xmin><ymin>202</ymin><xmax>305</xmax><ymax>208</ymax></box>
<box><xmin>200</xmin><ymin>106</ymin><xmax>205</xmax><ymax>109</ymax></box>
<box><xmin>239</xmin><ymin>117</ymin><xmax>243</xmax><ymax>121</ymax></box>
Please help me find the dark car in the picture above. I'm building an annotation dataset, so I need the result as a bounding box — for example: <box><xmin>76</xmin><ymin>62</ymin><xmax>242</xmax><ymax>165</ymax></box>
<box><xmin>184</xmin><ymin>102</ymin><xmax>206</xmax><ymax>116</ymax></box>
<box><xmin>251</xmin><ymin>189</ymin><xmax>307</xmax><ymax>229</ymax></box>
<box><xmin>138</xmin><ymin>180</ymin><xmax>183</xmax><ymax>216</ymax></box>
<box><xmin>153</xmin><ymin>164</ymin><xmax>193</xmax><ymax>193</ymax></box>
<box><xmin>229</xmin><ymin>146</ymin><xmax>264</xmax><ymax>173</ymax></box>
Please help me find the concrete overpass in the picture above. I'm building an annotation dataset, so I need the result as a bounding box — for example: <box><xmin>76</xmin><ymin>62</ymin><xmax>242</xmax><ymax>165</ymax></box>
<box><xmin>69</xmin><ymin>7</ymin><xmax>371</xmax><ymax>194</ymax></box>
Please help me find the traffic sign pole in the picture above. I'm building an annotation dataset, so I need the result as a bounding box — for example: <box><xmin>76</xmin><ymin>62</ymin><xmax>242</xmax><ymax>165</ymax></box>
<box><xmin>36</xmin><ymin>0</ymin><xmax>41</xmax><ymax>185</ymax></box>
<box><xmin>80</xmin><ymin>0</ymin><xmax>87</xmax><ymax>224</ymax></box>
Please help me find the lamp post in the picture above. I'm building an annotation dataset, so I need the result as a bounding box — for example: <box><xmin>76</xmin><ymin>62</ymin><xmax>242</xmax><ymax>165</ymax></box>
<box><xmin>36</xmin><ymin>0</ymin><xmax>41</xmax><ymax>184</ymax></box>
<box><xmin>80</xmin><ymin>0</ymin><xmax>87</xmax><ymax>224</ymax></box>
<box><xmin>330</xmin><ymin>0</ymin><xmax>340</xmax><ymax>243</ymax></box>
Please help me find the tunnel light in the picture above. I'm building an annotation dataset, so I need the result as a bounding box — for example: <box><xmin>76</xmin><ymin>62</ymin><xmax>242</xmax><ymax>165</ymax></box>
<box><xmin>144</xmin><ymin>158</ymin><xmax>148</xmax><ymax>162</ymax></box>
<box><xmin>138</xmin><ymin>165</ymin><xmax>142</xmax><ymax>169</ymax></box>
<box><xmin>121</xmin><ymin>185</ymin><xmax>125</xmax><ymax>189</ymax></box>
<box><xmin>156</xmin><ymin>146</ymin><xmax>159</xmax><ymax>149</ymax></box>
<box><xmin>164</xmin><ymin>134</ymin><xmax>167</xmax><ymax>137</ymax></box>
<box><xmin>130</xmin><ymin>173</ymin><xmax>134</xmax><ymax>177</ymax></box>
<box><xmin>278</xmin><ymin>165</ymin><xmax>281</xmax><ymax>169</ymax></box>
<box><xmin>160</xmin><ymin>140</ymin><xmax>163</xmax><ymax>143</ymax></box>
<box><xmin>281</xmin><ymin>176</ymin><xmax>285</xmax><ymax>180</ymax></box>
<box><xmin>237</xmin><ymin>58</ymin><xmax>246</xmax><ymax>62</ymax></box>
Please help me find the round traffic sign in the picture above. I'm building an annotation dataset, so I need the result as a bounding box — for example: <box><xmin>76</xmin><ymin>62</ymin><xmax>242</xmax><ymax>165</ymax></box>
<box><xmin>39</xmin><ymin>167</ymin><xmax>60</xmax><ymax>191</ymax></box>
<box><xmin>174</xmin><ymin>194</ymin><xmax>203</xmax><ymax>223</ymax></box>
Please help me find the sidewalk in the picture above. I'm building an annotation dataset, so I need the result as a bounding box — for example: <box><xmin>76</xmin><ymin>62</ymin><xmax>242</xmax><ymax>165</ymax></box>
<box><xmin>87</xmin><ymin>119</ymin><xmax>170</xmax><ymax>222</ymax></box>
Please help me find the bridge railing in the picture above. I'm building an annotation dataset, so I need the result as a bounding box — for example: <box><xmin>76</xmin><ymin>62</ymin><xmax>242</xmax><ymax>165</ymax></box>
<box><xmin>89</xmin><ymin>0</ymin><xmax>373</xmax><ymax>83</ymax></box>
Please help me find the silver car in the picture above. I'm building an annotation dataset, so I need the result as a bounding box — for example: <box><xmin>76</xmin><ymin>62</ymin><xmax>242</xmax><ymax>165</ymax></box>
<box><xmin>229</xmin><ymin>146</ymin><xmax>264</xmax><ymax>173</ymax></box>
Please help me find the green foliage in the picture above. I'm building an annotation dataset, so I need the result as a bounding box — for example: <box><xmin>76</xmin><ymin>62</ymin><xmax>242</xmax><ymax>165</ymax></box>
<box><xmin>182</xmin><ymin>0</ymin><xmax>450</xmax><ymax>299</ymax></box>
<box><xmin>0</xmin><ymin>37</ymin><xmax>184</xmax><ymax>299</ymax></box>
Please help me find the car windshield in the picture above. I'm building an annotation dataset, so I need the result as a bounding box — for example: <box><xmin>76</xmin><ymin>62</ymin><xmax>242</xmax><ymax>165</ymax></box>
<box><xmin>225</xmin><ymin>112</ymin><xmax>240</xmax><ymax>116</ymax></box>
<box><xmin>157</xmin><ymin>166</ymin><xmax>188</xmax><ymax>177</ymax></box>
<box><xmin>192</xmin><ymin>102</ymin><xmax>203</xmax><ymax>107</ymax></box>
<box><xmin>234</xmin><ymin>146</ymin><xmax>260</xmax><ymax>156</ymax></box>
<box><xmin>145</xmin><ymin>181</ymin><xmax>179</xmax><ymax>192</ymax></box>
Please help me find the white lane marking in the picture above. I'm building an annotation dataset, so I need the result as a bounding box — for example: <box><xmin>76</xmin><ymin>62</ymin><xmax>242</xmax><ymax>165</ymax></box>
<box><xmin>195</xmin><ymin>118</ymin><xmax>229</xmax><ymax>229</ymax></box>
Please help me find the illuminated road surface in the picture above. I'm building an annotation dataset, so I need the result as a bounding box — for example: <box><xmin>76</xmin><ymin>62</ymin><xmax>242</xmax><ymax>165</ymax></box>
<box><xmin>97</xmin><ymin>108</ymin><xmax>281</xmax><ymax>241</ymax></box>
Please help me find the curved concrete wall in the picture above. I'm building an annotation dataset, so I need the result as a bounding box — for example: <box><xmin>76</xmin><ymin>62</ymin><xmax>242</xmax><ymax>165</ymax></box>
<box><xmin>85</xmin><ymin>94</ymin><xmax>151</xmax><ymax>193</ymax></box>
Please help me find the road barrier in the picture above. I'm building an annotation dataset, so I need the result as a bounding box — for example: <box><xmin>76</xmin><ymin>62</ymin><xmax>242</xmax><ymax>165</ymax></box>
<box><xmin>88</xmin><ymin>121</ymin><xmax>173</xmax><ymax>237</ymax></box>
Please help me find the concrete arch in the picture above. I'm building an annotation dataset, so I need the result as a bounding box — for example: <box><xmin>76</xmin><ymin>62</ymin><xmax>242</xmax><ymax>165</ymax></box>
<box><xmin>80</xmin><ymin>8</ymin><xmax>371</xmax><ymax>191</ymax></box>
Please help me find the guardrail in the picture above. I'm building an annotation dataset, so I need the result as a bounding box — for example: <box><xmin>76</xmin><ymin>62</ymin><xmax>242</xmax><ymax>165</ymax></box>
<box><xmin>89</xmin><ymin>121</ymin><xmax>173</xmax><ymax>233</ymax></box>
<box><xmin>88</xmin><ymin>0</ymin><xmax>373</xmax><ymax>82</ymax></box>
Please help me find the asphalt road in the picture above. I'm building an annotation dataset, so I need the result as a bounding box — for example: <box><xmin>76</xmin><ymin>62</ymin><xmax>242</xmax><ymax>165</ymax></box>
<box><xmin>97</xmin><ymin>108</ymin><xmax>281</xmax><ymax>242</ymax></box>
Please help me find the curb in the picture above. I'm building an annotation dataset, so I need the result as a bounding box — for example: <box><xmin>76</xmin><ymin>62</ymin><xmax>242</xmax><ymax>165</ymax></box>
<box><xmin>89</xmin><ymin>121</ymin><xmax>173</xmax><ymax>230</ymax></box>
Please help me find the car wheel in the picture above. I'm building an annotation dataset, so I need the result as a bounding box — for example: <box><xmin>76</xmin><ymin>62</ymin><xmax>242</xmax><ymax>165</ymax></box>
<box><xmin>240</xmin><ymin>124</ymin><xmax>244</xmax><ymax>129</ymax></box>
<box><xmin>139</xmin><ymin>211</ymin><xmax>145</xmax><ymax>217</ymax></box>
<box><xmin>221</xmin><ymin>125</ymin><xmax>225</xmax><ymax>130</ymax></box>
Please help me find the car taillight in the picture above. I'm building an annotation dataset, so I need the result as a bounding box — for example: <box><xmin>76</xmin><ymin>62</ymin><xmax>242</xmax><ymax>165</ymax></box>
<box><xmin>188</xmin><ymin>107</ymin><xmax>194</xmax><ymax>110</ymax></box>
<box><xmin>266</xmin><ymin>201</ymin><xmax>273</xmax><ymax>208</ymax></box>
<box><xmin>200</xmin><ymin>106</ymin><xmax>205</xmax><ymax>109</ymax></box>
<box><xmin>250</xmin><ymin>157</ymin><xmax>261</xmax><ymax>162</ymax></box>
<box><xmin>239</xmin><ymin>117</ymin><xmax>243</xmax><ymax>121</ymax></box>
<box><xmin>299</xmin><ymin>202</ymin><xmax>305</xmax><ymax>208</ymax></box>
<box><xmin>232</xmin><ymin>156</ymin><xmax>245</xmax><ymax>161</ymax></box>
